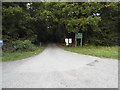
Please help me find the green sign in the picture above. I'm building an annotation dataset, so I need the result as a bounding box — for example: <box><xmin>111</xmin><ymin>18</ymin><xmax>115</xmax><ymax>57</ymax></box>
<box><xmin>75</xmin><ymin>33</ymin><xmax>83</xmax><ymax>39</ymax></box>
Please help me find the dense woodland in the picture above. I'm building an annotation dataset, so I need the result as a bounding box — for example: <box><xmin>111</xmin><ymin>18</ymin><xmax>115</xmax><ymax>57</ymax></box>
<box><xmin>2</xmin><ymin>2</ymin><xmax>120</xmax><ymax>52</ymax></box>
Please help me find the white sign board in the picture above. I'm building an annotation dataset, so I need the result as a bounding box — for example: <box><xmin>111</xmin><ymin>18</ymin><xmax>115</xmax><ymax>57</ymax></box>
<box><xmin>65</xmin><ymin>38</ymin><xmax>69</xmax><ymax>46</ymax></box>
<box><xmin>69</xmin><ymin>38</ymin><xmax>72</xmax><ymax>43</ymax></box>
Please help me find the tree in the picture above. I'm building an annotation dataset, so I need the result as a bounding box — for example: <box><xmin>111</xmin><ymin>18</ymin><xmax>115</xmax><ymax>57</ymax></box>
<box><xmin>2</xmin><ymin>2</ymin><xmax>36</xmax><ymax>42</ymax></box>
<box><xmin>2</xmin><ymin>2</ymin><xmax>119</xmax><ymax>46</ymax></box>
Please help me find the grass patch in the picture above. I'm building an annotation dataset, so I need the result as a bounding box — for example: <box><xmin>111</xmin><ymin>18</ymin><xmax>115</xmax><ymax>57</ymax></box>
<box><xmin>64</xmin><ymin>45</ymin><xmax>119</xmax><ymax>59</ymax></box>
<box><xmin>1</xmin><ymin>47</ymin><xmax>44</xmax><ymax>62</ymax></box>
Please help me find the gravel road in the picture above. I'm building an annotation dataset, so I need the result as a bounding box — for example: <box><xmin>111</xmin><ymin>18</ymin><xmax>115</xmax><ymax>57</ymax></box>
<box><xmin>2</xmin><ymin>44</ymin><xmax>118</xmax><ymax>88</ymax></box>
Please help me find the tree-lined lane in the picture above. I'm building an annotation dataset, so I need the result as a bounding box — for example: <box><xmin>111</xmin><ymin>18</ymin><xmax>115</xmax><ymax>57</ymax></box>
<box><xmin>2</xmin><ymin>44</ymin><xmax>118</xmax><ymax>88</ymax></box>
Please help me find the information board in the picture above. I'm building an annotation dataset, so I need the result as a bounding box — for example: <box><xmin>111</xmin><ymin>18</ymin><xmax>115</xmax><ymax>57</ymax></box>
<box><xmin>75</xmin><ymin>33</ymin><xmax>83</xmax><ymax>39</ymax></box>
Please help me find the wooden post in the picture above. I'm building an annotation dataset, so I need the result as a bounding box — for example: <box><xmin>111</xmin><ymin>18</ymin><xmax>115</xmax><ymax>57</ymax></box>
<box><xmin>68</xmin><ymin>38</ymin><xmax>69</xmax><ymax>47</ymax></box>
<box><xmin>40</xmin><ymin>42</ymin><xmax>41</xmax><ymax>46</ymax></box>
<box><xmin>75</xmin><ymin>38</ymin><xmax>77</xmax><ymax>47</ymax></box>
<box><xmin>81</xmin><ymin>38</ymin><xmax>82</xmax><ymax>47</ymax></box>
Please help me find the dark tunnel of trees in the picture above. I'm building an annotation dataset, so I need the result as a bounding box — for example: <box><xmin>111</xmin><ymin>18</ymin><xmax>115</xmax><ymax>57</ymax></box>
<box><xmin>2</xmin><ymin>2</ymin><xmax>120</xmax><ymax>48</ymax></box>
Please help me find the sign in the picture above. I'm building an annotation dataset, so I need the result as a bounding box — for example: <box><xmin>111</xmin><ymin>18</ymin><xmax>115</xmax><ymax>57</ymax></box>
<box><xmin>75</xmin><ymin>33</ymin><xmax>83</xmax><ymax>47</ymax></box>
<box><xmin>75</xmin><ymin>33</ymin><xmax>83</xmax><ymax>39</ymax></box>
<box><xmin>0</xmin><ymin>40</ymin><xmax>3</xmax><ymax>46</ymax></box>
<box><xmin>69</xmin><ymin>38</ymin><xmax>72</xmax><ymax>43</ymax></box>
<box><xmin>65</xmin><ymin>38</ymin><xmax>72</xmax><ymax>46</ymax></box>
<box><xmin>65</xmin><ymin>38</ymin><xmax>69</xmax><ymax>46</ymax></box>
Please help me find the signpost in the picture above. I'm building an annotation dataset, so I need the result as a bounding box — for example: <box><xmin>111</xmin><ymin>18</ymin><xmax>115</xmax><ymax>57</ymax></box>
<box><xmin>75</xmin><ymin>33</ymin><xmax>83</xmax><ymax>47</ymax></box>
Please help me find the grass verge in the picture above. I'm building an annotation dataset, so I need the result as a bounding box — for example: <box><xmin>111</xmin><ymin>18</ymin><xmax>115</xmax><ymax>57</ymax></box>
<box><xmin>64</xmin><ymin>45</ymin><xmax>119</xmax><ymax>59</ymax></box>
<box><xmin>1</xmin><ymin>47</ymin><xmax>44</xmax><ymax>62</ymax></box>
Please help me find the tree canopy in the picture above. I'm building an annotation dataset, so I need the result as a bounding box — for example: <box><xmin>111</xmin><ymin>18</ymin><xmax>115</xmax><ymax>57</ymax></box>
<box><xmin>2</xmin><ymin>2</ymin><xmax>119</xmax><ymax>46</ymax></box>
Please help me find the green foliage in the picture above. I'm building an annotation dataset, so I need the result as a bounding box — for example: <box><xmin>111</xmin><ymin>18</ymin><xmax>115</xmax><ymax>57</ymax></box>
<box><xmin>64</xmin><ymin>46</ymin><xmax>118</xmax><ymax>59</ymax></box>
<box><xmin>2</xmin><ymin>4</ymin><xmax>36</xmax><ymax>43</ymax></box>
<box><xmin>2</xmin><ymin>2</ymin><xmax>119</xmax><ymax>47</ymax></box>
<box><xmin>3</xmin><ymin>40</ymin><xmax>36</xmax><ymax>53</ymax></box>
<box><xmin>2</xmin><ymin>47</ymin><xmax>44</xmax><ymax>61</ymax></box>
<box><xmin>97</xmin><ymin>2</ymin><xmax>119</xmax><ymax>46</ymax></box>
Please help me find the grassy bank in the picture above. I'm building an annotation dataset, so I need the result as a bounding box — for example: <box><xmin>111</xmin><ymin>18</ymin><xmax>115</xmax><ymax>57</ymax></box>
<box><xmin>64</xmin><ymin>46</ymin><xmax>119</xmax><ymax>59</ymax></box>
<box><xmin>2</xmin><ymin>47</ymin><xmax>44</xmax><ymax>62</ymax></box>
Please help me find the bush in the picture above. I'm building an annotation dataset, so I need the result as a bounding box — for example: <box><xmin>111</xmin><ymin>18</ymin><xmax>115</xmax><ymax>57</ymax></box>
<box><xmin>3</xmin><ymin>40</ymin><xmax>36</xmax><ymax>53</ymax></box>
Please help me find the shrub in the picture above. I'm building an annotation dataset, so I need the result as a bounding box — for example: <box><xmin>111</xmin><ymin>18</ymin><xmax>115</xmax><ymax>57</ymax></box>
<box><xmin>3</xmin><ymin>40</ymin><xmax>36</xmax><ymax>53</ymax></box>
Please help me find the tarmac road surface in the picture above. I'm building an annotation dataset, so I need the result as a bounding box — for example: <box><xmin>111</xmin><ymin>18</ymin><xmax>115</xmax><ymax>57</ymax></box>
<box><xmin>2</xmin><ymin>44</ymin><xmax>118</xmax><ymax>88</ymax></box>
